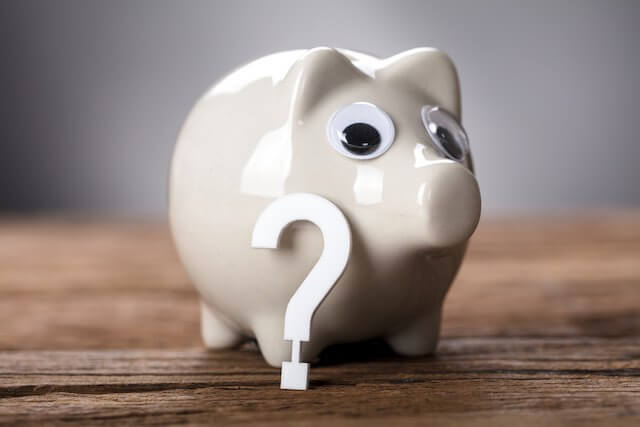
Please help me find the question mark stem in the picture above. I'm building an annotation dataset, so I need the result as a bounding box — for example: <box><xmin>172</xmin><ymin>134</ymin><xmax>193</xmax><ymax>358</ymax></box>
<box><xmin>251</xmin><ymin>193</ymin><xmax>352</xmax><ymax>390</ymax></box>
<box><xmin>291</xmin><ymin>340</ymin><xmax>301</xmax><ymax>363</ymax></box>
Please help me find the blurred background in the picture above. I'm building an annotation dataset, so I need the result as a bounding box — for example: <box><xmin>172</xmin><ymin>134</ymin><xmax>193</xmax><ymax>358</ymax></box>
<box><xmin>2</xmin><ymin>0</ymin><xmax>639</xmax><ymax>218</ymax></box>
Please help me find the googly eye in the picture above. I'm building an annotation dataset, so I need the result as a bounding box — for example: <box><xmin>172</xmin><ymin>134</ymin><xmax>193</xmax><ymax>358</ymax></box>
<box><xmin>421</xmin><ymin>105</ymin><xmax>469</xmax><ymax>161</ymax></box>
<box><xmin>327</xmin><ymin>102</ymin><xmax>395</xmax><ymax>160</ymax></box>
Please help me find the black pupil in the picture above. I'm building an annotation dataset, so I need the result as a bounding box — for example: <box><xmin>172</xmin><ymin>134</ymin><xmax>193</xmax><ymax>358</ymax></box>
<box><xmin>340</xmin><ymin>123</ymin><xmax>381</xmax><ymax>155</ymax></box>
<box><xmin>436</xmin><ymin>126</ymin><xmax>463</xmax><ymax>160</ymax></box>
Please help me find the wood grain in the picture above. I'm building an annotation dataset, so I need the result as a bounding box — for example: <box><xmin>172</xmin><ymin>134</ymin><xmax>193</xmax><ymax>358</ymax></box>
<box><xmin>0</xmin><ymin>213</ymin><xmax>639</xmax><ymax>425</ymax></box>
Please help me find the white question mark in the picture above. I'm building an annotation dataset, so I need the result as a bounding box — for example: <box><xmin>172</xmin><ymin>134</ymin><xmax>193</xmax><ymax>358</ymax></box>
<box><xmin>251</xmin><ymin>193</ymin><xmax>351</xmax><ymax>390</ymax></box>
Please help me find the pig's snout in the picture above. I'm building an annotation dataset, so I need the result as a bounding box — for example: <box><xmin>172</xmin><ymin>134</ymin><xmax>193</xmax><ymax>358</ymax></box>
<box><xmin>419</xmin><ymin>162</ymin><xmax>481</xmax><ymax>249</ymax></box>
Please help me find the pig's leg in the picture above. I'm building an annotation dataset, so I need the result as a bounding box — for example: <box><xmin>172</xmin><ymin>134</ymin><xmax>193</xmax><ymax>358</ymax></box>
<box><xmin>385</xmin><ymin>307</ymin><xmax>442</xmax><ymax>356</ymax></box>
<box><xmin>201</xmin><ymin>300</ymin><xmax>244</xmax><ymax>349</ymax></box>
<box><xmin>252</xmin><ymin>314</ymin><xmax>290</xmax><ymax>368</ymax></box>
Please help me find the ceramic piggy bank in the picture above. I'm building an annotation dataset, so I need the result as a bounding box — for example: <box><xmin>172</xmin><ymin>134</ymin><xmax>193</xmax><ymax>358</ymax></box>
<box><xmin>170</xmin><ymin>47</ymin><xmax>481</xmax><ymax>367</ymax></box>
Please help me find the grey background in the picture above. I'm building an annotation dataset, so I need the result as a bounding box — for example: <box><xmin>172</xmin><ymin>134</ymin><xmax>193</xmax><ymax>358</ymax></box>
<box><xmin>2</xmin><ymin>0</ymin><xmax>639</xmax><ymax>218</ymax></box>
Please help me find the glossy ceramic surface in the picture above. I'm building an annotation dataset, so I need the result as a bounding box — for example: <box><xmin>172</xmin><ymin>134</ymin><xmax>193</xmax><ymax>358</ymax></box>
<box><xmin>169</xmin><ymin>47</ymin><xmax>481</xmax><ymax>367</ymax></box>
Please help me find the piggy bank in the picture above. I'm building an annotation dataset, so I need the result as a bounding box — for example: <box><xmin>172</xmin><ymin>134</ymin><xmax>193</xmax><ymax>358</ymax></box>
<box><xmin>170</xmin><ymin>47</ymin><xmax>481</xmax><ymax>367</ymax></box>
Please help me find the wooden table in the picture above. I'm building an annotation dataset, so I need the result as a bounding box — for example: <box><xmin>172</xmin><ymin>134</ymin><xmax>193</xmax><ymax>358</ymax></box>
<box><xmin>0</xmin><ymin>214</ymin><xmax>639</xmax><ymax>426</ymax></box>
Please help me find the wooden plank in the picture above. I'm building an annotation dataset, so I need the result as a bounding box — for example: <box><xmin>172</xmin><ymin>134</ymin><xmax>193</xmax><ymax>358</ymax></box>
<box><xmin>0</xmin><ymin>337</ymin><xmax>639</xmax><ymax>425</ymax></box>
<box><xmin>446</xmin><ymin>213</ymin><xmax>640</xmax><ymax>338</ymax></box>
<box><xmin>0</xmin><ymin>219</ymin><xmax>200</xmax><ymax>349</ymax></box>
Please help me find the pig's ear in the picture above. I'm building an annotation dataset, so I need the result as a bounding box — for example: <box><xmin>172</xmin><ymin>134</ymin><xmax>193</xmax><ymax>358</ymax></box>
<box><xmin>288</xmin><ymin>47</ymin><xmax>366</xmax><ymax>119</ymax></box>
<box><xmin>379</xmin><ymin>48</ymin><xmax>461</xmax><ymax>118</ymax></box>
